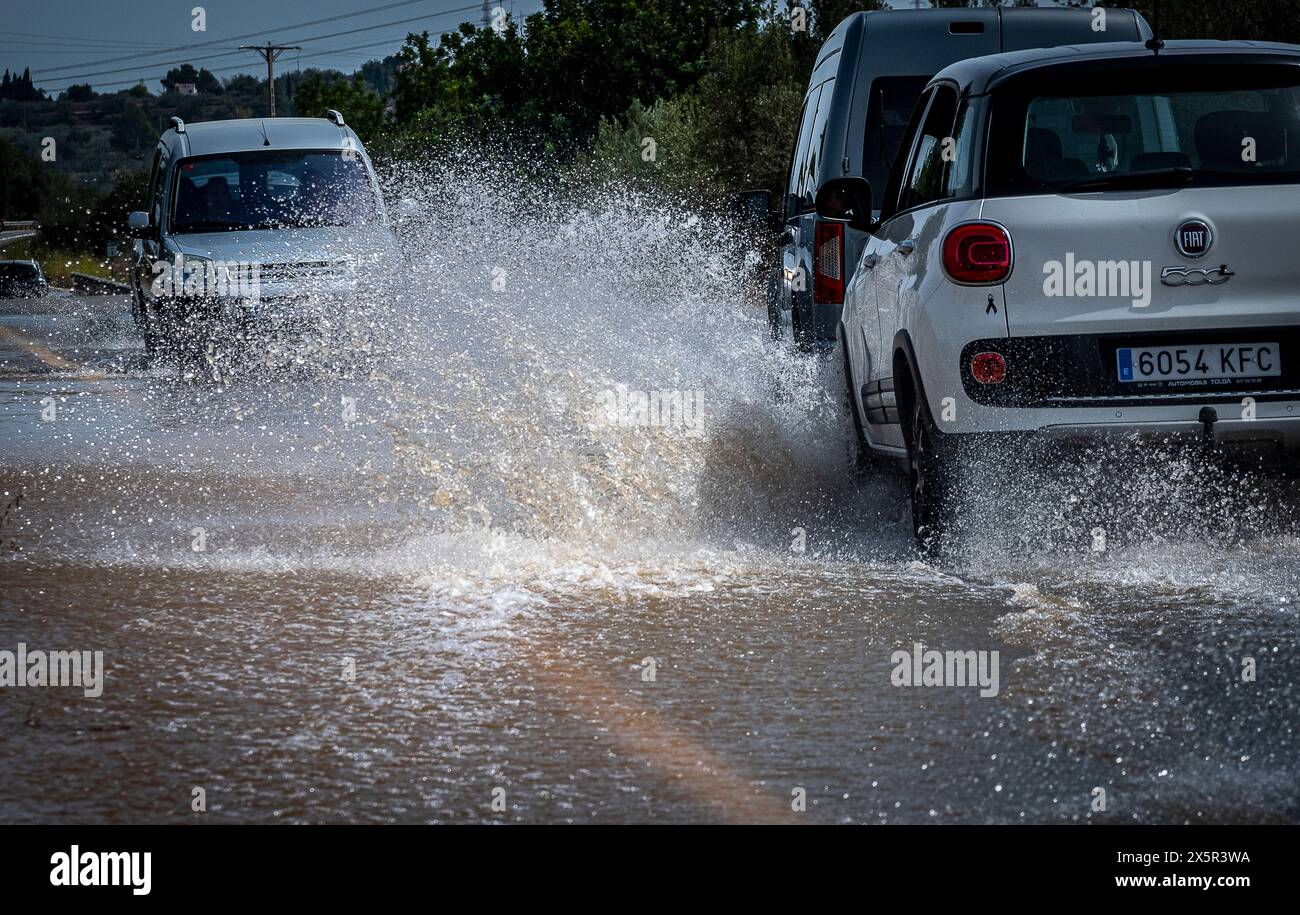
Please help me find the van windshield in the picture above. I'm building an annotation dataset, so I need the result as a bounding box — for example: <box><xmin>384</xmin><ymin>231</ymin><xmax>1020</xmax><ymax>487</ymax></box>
<box><xmin>169</xmin><ymin>150</ymin><xmax>379</xmax><ymax>233</ymax></box>
<box><xmin>986</xmin><ymin>63</ymin><xmax>1300</xmax><ymax>196</ymax></box>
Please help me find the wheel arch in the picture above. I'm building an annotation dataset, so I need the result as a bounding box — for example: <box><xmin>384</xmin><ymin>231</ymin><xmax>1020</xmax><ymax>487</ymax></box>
<box><xmin>892</xmin><ymin>330</ymin><xmax>923</xmax><ymax>449</ymax></box>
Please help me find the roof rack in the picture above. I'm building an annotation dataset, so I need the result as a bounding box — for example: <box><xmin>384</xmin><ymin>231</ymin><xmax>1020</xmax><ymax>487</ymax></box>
<box><xmin>169</xmin><ymin>116</ymin><xmax>186</xmax><ymax>134</ymax></box>
<box><xmin>325</xmin><ymin>109</ymin><xmax>346</xmax><ymax>127</ymax></box>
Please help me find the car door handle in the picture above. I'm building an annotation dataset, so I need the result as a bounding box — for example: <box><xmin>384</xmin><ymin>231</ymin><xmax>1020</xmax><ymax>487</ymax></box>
<box><xmin>896</xmin><ymin>239</ymin><xmax>916</xmax><ymax>256</ymax></box>
<box><xmin>862</xmin><ymin>253</ymin><xmax>879</xmax><ymax>269</ymax></box>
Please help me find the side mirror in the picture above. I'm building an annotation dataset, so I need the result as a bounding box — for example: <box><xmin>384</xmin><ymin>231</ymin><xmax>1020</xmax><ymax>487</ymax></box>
<box><xmin>735</xmin><ymin>189</ymin><xmax>772</xmax><ymax>222</ymax></box>
<box><xmin>815</xmin><ymin>177</ymin><xmax>874</xmax><ymax>232</ymax></box>
<box><xmin>127</xmin><ymin>211</ymin><xmax>150</xmax><ymax>236</ymax></box>
<box><xmin>398</xmin><ymin>198</ymin><xmax>420</xmax><ymax>218</ymax></box>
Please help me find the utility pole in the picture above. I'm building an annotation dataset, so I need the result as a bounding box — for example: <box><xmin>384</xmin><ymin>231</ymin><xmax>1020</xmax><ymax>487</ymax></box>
<box><xmin>239</xmin><ymin>42</ymin><xmax>300</xmax><ymax>117</ymax></box>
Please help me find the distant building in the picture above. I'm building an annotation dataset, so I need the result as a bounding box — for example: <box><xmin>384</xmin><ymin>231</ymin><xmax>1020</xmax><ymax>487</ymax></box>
<box><xmin>174</xmin><ymin>83</ymin><xmax>197</xmax><ymax>96</ymax></box>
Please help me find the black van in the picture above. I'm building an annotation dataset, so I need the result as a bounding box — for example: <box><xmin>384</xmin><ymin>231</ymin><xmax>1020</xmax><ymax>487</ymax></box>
<box><xmin>771</xmin><ymin>6</ymin><xmax>1151</xmax><ymax>350</ymax></box>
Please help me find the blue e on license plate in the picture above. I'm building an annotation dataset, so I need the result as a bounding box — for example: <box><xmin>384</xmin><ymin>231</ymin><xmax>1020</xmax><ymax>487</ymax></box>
<box><xmin>1116</xmin><ymin>342</ymin><xmax>1281</xmax><ymax>383</ymax></box>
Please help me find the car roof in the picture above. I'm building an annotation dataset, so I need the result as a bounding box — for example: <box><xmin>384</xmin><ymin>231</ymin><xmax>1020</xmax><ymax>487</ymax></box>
<box><xmin>826</xmin><ymin>6</ymin><xmax>1147</xmax><ymax>56</ymax></box>
<box><xmin>162</xmin><ymin>117</ymin><xmax>361</xmax><ymax>157</ymax></box>
<box><xmin>933</xmin><ymin>40</ymin><xmax>1300</xmax><ymax>96</ymax></box>
<box><xmin>0</xmin><ymin>259</ymin><xmax>38</xmax><ymax>266</ymax></box>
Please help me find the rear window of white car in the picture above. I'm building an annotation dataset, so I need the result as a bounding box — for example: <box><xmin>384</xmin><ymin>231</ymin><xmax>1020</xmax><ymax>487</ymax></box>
<box><xmin>986</xmin><ymin>62</ymin><xmax>1300</xmax><ymax>196</ymax></box>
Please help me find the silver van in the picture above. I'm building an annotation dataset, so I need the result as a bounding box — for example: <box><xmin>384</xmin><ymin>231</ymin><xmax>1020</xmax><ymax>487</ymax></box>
<box><xmin>127</xmin><ymin>113</ymin><xmax>398</xmax><ymax>381</ymax></box>
<box><xmin>770</xmin><ymin>6</ymin><xmax>1151</xmax><ymax>350</ymax></box>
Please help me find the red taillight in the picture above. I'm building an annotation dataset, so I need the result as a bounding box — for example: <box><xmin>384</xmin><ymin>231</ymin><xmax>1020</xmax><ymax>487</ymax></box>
<box><xmin>814</xmin><ymin>221</ymin><xmax>844</xmax><ymax>304</ymax></box>
<box><xmin>943</xmin><ymin>222</ymin><xmax>1012</xmax><ymax>285</ymax></box>
<box><xmin>970</xmin><ymin>351</ymin><xmax>1007</xmax><ymax>385</ymax></box>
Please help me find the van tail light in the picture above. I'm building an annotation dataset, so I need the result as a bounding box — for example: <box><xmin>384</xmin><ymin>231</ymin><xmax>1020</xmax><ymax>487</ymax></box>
<box><xmin>943</xmin><ymin>222</ymin><xmax>1012</xmax><ymax>285</ymax></box>
<box><xmin>814</xmin><ymin>221</ymin><xmax>845</xmax><ymax>304</ymax></box>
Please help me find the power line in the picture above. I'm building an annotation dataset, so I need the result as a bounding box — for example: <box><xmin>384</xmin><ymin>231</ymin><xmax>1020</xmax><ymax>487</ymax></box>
<box><xmin>37</xmin><ymin>5</ymin><xmax>478</xmax><ymax>86</ymax></box>
<box><xmin>30</xmin><ymin>0</ymin><xmax>437</xmax><ymax>76</ymax></box>
<box><xmin>0</xmin><ymin>30</ymin><xmax>188</xmax><ymax>46</ymax></box>
<box><xmin>239</xmin><ymin>43</ymin><xmax>300</xmax><ymax>117</ymax></box>
<box><xmin>49</xmin><ymin>32</ymin><xmax>457</xmax><ymax>92</ymax></box>
<box><xmin>0</xmin><ymin>38</ymin><xmax>190</xmax><ymax>51</ymax></box>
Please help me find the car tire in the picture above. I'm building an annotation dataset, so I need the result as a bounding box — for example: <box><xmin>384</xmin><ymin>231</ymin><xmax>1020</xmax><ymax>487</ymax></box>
<box><xmin>133</xmin><ymin>289</ymin><xmax>163</xmax><ymax>359</ymax></box>
<box><xmin>765</xmin><ymin>270</ymin><xmax>783</xmax><ymax>341</ymax></box>
<box><xmin>130</xmin><ymin>286</ymin><xmax>146</xmax><ymax>329</ymax></box>
<box><xmin>906</xmin><ymin>382</ymin><xmax>958</xmax><ymax>551</ymax></box>
<box><xmin>179</xmin><ymin>338</ymin><xmax>226</xmax><ymax>386</ymax></box>
<box><xmin>169</xmin><ymin>303</ymin><xmax>223</xmax><ymax>385</ymax></box>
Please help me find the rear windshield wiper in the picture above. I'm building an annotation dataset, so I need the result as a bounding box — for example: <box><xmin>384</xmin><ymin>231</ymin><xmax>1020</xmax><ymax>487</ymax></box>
<box><xmin>1059</xmin><ymin>167</ymin><xmax>1195</xmax><ymax>193</ymax></box>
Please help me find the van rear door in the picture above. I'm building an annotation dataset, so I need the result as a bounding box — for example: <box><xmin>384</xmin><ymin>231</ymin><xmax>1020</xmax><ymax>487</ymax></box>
<box><xmin>850</xmin><ymin>10</ymin><xmax>999</xmax><ymax>197</ymax></box>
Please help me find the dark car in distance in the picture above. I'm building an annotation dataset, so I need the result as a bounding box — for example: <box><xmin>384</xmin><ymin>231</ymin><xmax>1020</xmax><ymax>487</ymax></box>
<box><xmin>0</xmin><ymin>259</ymin><xmax>49</xmax><ymax>298</ymax></box>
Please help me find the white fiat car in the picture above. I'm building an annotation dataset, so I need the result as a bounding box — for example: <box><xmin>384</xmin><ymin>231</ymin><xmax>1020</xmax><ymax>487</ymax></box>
<box><xmin>823</xmin><ymin>41</ymin><xmax>1300</xmax><ymax>545</ymax></box>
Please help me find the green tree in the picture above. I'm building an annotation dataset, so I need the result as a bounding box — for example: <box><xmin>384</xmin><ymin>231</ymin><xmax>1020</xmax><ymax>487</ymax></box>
<box><xmin>1105</xmin><ymin>0</ymin><xmax>1300</xmax><ymax>43</ymax></box>
<box><xmin>391</xmin><ymin>0</ymin><xmax>765</xmax><ymax>158</ymax></box>
<box><xmin>0</xmin><ymin>137</ymin><xmax>75</xmax><ymax>220</ymax></box>
<box><xmin>590</xmin><ymin>2</ymin><xmax>876</xmax><ymax>200</ymax></box>
<box><xmin>161</xmin><ymin>63</ymin><xmax>200</xmax><ymax>93</ymax></box>
<box><xmin>109</xmin><ymin>103</ymin><xmax>154</xmax><ymax>154</ymax></box>
<box><xmin>390</xmin><ymin>22</ymin><xmax>533</xmax><ymax>151</ymax></box>
<box><xmin>196</xmin><ymin>67</ymin><xmax>223</xmax><ymax>94</ymax></box>
<box><xmin>0</xmin><ymin>67</ymin><xmax>42</xmax><ymax>101</ymax></box>
<box><xmin>61</xmin><ymin>83</ymin><xmax>95</xmax><ymax>102</ymax></box>
<box><xmin>90</xmin><ymin>168</ymin><xmax>149</xmax><ymax>254</ymax></box>
<box><xmin>293</xmin><ymin>71</ymin><xmax>386</xmax><ymax>144</ymax></box>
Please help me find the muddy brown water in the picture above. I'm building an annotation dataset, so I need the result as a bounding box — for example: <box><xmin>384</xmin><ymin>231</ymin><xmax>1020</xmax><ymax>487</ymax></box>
<box><xmin>1</xmin><ymin>292</ymin><xmax>1297</xmax><ymax>824</ymax></box>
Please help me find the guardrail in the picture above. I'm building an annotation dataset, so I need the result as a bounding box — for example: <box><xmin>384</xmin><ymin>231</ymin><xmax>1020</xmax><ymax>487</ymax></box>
<box><xmin>71</xmin><ymin>272</ymin><xmax>131</xmax><ymax>296</ymax></box>
<box><xmin>0</xmin><ymin>220</ymin><xmax>39</xmax><ymax>249</ymax></box>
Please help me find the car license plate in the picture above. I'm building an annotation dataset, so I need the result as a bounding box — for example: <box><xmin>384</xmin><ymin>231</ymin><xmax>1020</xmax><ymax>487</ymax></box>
<box><xmin>1116</xmin><ymin>342</ymin><xmax>1281</xmax><ymax>383</ymax></box>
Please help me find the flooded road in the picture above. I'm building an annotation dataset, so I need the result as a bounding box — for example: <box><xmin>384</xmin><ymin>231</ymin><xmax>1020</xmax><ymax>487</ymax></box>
<box><xmin>2</xmin><ymin>216</ymin><xmax>1299</xmax><ymax>824</ymax></box>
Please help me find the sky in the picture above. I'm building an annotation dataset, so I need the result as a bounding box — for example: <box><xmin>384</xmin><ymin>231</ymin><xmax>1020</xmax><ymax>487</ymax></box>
<box><xmin>2</xmin><ymin>0</ymin><xmax>546</xmax><ymax>96</ymax></box>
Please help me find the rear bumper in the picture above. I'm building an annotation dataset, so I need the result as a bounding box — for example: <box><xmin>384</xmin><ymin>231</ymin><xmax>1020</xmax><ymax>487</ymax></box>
<box><xmin>940</xmin><ymin>420</ymin><xmax>1300</xmax><ymax>472</ymax></box>
<box><xmin>811</xmin><ymin>299</ymin><xmax>844</xmax><ymax>343</ymax></box>
<box><xmin>933</xmin><ymin>393</ymin><xmax>1300</xmax><ymax>449</ymax></box>
<box><xmin>920</xmin><ymin>328</ymin><xmax>1300</xmax><ymax>451</ymax></box>
<box><xmin>1036</xmin><ymin>416</ymin><xmax>1300</xmax><ymax>460</ymax></box>
<box><xmin>958</xmin><ymin>327</ymin><xmax>1300</xmax><ymax>408</ymax></box>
